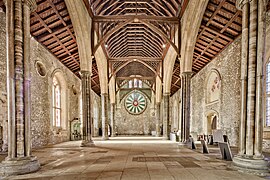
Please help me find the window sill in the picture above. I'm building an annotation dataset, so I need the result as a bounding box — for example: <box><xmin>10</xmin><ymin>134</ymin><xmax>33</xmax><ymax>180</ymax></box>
<box><xmin>264</xmin><ymin>127</ymin><xmax>270</xmax><ymax>132</ymax></box>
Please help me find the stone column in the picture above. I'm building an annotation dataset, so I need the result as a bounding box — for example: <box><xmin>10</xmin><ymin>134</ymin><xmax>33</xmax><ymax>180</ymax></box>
<box><xmin>180</xmin><ymin>72</ymin><xmax>192</xmax><ymax>143</ymax></box>
<box><xmin>233</xmin><ymin>0</ymin><xmax>269</xmax><ymax>175</ymax></box>
<box><xmin>155</xmin><ymin>102</ymin><xmax>161</xmax><ymax>137</ymax></box>
<box><xmin>163</xmin><ymin>93</ymin><xmax>170</xmax><ymax>139</ymax></box>
<box><xmin>101</xmin><ymin>93</ymin><xmax>109</xmax><ymax>140</ymax></box>
<box><xmin>0</xmin><ymin>0</ymin><xmax>40</xmax><ymax>176</ymax></box>
<box><xmin>110</xmin><ymin>103</ymin><xmax>116</xmax><ymax>137</ymax></box>
<box><xmin>80</xmin><ymin>71</ymin><xmax>94</xmax><ymax>147</ymax></box>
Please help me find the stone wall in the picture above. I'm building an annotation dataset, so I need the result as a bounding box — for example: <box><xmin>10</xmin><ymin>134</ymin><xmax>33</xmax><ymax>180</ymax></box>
<box><xmin>263</xmin><ymin>11</ymin><xmax>270</xmax><ymax>152</ymax></box>
<box><xmin>29</xmin><ymin>39</ymin><xmax>82</xmax><ymax>148</ymax></box>
<box><xmin>0</xmin><ymin>11</ymin><xmax>100</xmax><ymax>149</ymax></box>
<box><xmin>0</xmin><ymin>10</ymin><xmax>7</xmax><ymax>151</ymax></box>
<box><xmin>115</xmin><ymin>91</ymin><xmax>156</xmax><ymax>135</ymax></box>
<box><xmin>170</xmin><ymin>91</ymin><xmax>181</xmax><ymax>133</ymax></box>
<box><xmin>190</xmin><ymin>37</ymin><xmax>241</xmax><ymax>147</ymax></box>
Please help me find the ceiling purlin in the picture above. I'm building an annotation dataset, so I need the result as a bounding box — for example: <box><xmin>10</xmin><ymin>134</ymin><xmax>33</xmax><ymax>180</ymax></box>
<box><xmin>107</xmin><ymin>28</ymin><xmax>164</xmax><ymax>57</ymax></box>
<box><xmin>192</xmin><ymin>0</ymin><xmax>241</xmax><ymax>73</ymax></box>
<box><xmin>31</xmin><ymin>3</ymin><xmax>79</xmax><ymax>68</ymax></box>
<box><xmin>90</xmin><ymin>0</ymin><xmax>182</xmax><ymax>95</ymax></box>
<box><xmin>30</xmin><ymin>0</ymin><xmax>100</xmax><ymax>93</ymax></box>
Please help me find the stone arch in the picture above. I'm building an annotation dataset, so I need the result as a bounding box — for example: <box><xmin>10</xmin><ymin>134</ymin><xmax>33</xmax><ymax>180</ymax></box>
<box><xmin>50</xmin><ymin>69</ymin><xmax>68</xmax><ymax>130</ymax></box>
<box><xmin>205</xmin><ymin>69</ymin><xmax>221</xmax><ymax>104</ymax></box>
<box><xmin>204</xmin><ymin>109</ymin><xmax>219</xmax><ymax>135</ymax></box>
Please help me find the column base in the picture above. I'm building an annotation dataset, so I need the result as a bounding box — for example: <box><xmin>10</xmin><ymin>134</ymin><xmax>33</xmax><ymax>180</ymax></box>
<box><xmin>232</xmin><ymin>156</ymin><xmax>270</xmax><ymax>176</ymax></box>
<box><xmin>0</xmin><ymin>156</ymin><xmax>40</xmax><ymax>177</ymax></box>
<box><xmin>178</xmin><ymin>141</ymin><xmax>188</xmax><ymax>146</ymax></box>
<box><xmin>162</xmin><ymin>136</ymin><xmax>169</xmax><ymax>140</ymax></box>
<box><xmin>81</xmin><ymin>140</ymin><xmax>95</xmax><ymax>147</ymax></box>
<box><xmin>102</xmin><ymin>136</ymin><xmax>109</xmax><ymax>141</ymax></box>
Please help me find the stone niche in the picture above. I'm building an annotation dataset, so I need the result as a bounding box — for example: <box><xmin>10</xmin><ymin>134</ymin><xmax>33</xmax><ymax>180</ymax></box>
<box><xmin>115</xmin><ymin>90</ymin><xmax>155</xmax><ymax>135</ymax></box>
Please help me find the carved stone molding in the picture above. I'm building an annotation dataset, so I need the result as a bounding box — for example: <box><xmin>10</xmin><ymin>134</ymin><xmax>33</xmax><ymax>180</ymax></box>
<box><xmin>23</xmin><ymin>0</ymin><xmax>37</xmax><ymax>12</ymax></box>
<box><xmin>236</xmin><ymin>0</ymin><xmax>250</xmax><ymax>10</ymax></box>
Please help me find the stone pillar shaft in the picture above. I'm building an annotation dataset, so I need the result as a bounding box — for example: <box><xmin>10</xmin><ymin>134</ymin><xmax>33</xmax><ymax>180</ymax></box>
<box><xmin>180</xmin><ymin>72</ymin><xmax>192</xmax><ymax>142</ymax></box>
<box><xmin>245</xmin><ymin>0</ymin><xmax>258</xmax><ymax>156</ymax></box>
<box><xmin>1</xmin><ymin>0</ymin><xmax>40</xmax><ymax>176</ymax></box>
<box><xmin>239</xmin><ymin>1</ymin><xmax>249</xmax><ymax>156</ymax></box>
<box><xmin>233</xmin><ymin>0</ymin><xmax>268</xmax><ymax>175</ymax></box>
<box><xmin>101</xmin><ymin>93</ymin><xmax>109</xmax><ymax>140</ymax></box>
<box><xmin>163</xmin><ymin>93</ymin><xmax>170</xmax><ymax>139</ymax></box>
<box><xmin>110</xmin><ymin>103</ymin><xmax>116</xmax><ymax>137</ymax></box>
<box><xmin>81</xmin><ymin>71</ymin><xmax>94</xmax><ymax>146</ymax></box>
<box><xmin>254</xmin><ymin>0</ymin><xmax>266</xmax><ymax>158</ymax></box>
<box><xmin>6</xmin><ymin>0</ymin><xmax>36</xmax><ymax>160</ymax></box>
<box><xmin>23</xmin><ymin>0</ymin><xmax>32</xmax><ymax>158</ymax></box>
<box><xmin>156</xmin><ymin>102</ymin><xmax>161</xmax><ymax>137</ymax></box>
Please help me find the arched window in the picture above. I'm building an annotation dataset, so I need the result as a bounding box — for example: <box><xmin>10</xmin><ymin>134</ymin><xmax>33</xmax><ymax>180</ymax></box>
<box><xmin>128</xmin><ymin>80</ymin><xmax>133</xmax><ymax>88</ymax></box>
<box><xmin>134</xmin><ymin>78</ymin><xmax>138</xmax><ymax>88</ymax></box>
<box><xmin>53</xmin><ymin>76</ymin><xmax>61</xmax><ymax>127</ymax></box>
<box><xmin>266</xmin><ymin>61</ymin><xmax>270</xmax><ymax>126</ymax></box>
<box><xmin>138</xmin><ymin>80</ymin><xmax>143</xmax><ymax>88</ymax></box>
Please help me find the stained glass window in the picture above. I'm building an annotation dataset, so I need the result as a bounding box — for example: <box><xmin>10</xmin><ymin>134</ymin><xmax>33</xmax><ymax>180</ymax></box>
<box><xmin>138</xmin><ymin>80</ymin><xmax>142</xmax><ymax>88</ymax></box>
<box><xmin>266</xmin><ymin>62</ymin><xmax>270</xmax><ymax>126</ymax></box>
<box><xmin>128</xmin><ymin>80</ymin><xmax>133</xmax><ymax>88</ymax></box>
<box><xmin>53</xmin><ymin>77</ymin><xmax>61</xmax><ymax>127</ymax></box>
<box><xmin>134</xmin><ymin>78</ymin><xmax>138</xmax><ymax>88</ymax></box>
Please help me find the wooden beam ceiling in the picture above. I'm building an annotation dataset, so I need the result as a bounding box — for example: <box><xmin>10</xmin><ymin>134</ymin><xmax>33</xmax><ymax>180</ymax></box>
<box><xmin>1</xmin><ymin>0</ymin><xmax>244</xmax><ymax>96</ymax></box>
<box><xmin>192</xmin><ymin>0</ymin><xmax>242</xmax><ymax>73</ymax></box>
<box><xmin>89</xmin><ymin>0</ymin><xmax>183</xmax><ymax>95</ymax></box>
<box><xmin>30</xmin><ymin>0</ymin><xmax>101</xmax><ymax>94</ymax></box>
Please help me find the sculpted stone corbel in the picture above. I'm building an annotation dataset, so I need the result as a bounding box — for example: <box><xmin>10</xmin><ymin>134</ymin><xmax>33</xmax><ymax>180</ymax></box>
<box><xmin>23</xmin><ymin>0</ymin><xmax>37</xmax><ymax>12</ymax></box>
<box><xmin>236</xmin><ymin>0</ymin><xmax>250</xmax><ymax>10</ymax></box>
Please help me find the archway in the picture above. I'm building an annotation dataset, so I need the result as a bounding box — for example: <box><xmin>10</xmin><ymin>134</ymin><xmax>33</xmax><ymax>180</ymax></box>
<box><xmin>205</xmin><ymin>110</ymin><xmax>219</xmax><ymax>135</ymax></box>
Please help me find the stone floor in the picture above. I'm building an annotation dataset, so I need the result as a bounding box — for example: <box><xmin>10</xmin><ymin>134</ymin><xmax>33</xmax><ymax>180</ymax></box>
<box><xmin>3</xmin><ymin>137</ymin><xmax>269</xmax><ymax>180</ymax></box>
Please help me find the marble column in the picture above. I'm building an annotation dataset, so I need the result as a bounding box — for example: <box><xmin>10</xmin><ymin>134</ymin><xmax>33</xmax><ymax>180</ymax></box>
<box><xmin>180</xmin><ymin>72</ymin><xmax>192</xmax><ymax>143</ymax></box>
<box><xmin>80</xmin><ymin>71</ymin><xmax>94</xmax><ymax>147</ymax></box>
<box><xmin>155</xmin><ymin>102</ymin><xmax>161</xmax><ymax>137</ymax></box>
<box><xmin>233</xmin><ymin>0</ymin><xmax>269</xmax><ymax>175</ymax></box>
<box><xmin>101</xmin><ymin>93</ymin><xmax>109</xmax><ymax>140</ymax></box>
<box><xmin>163</xmin><ymin>93</ymin><xmax>170</xmax><ymax>139</ymax></box>
<box><xmin>0</xmin><ymin>0</ymin><xmax>40</xmax><ymax>176</ymax></box>
<box><xmin>110</xmin><ymin>103</ymin><xmax>116</xmax><ymax>137</ymax></box>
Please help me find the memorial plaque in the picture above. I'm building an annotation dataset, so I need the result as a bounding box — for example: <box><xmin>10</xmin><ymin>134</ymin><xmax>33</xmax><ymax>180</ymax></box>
<box><xmin>218</xmin><ymin>142</ymin><xmax>233</xmax><ymax>161</ymax></box>
<box><xmin>200</xmin><ymin>140</ymin><xmax>209</xmax><ymax>154</ymax></box>
<box><xmin>213</xmin><ymin>129</ymin><xmax>224</xmax><ymax>143</ymax></box>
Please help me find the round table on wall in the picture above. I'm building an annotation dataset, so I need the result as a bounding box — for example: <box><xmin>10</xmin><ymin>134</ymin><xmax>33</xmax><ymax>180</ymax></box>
<box><xmin>124</xmin><ymin>91</ymin><xmax>147</xmax><ymax>115</ymax></box>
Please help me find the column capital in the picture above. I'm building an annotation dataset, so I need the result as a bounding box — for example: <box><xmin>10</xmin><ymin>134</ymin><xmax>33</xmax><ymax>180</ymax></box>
<box><xmin>80</xmin><ymin>70</ymin><xmax>91</xmax><ymax>77</ymax></box>
<box><xmin>23</xmin><ymin>0</ymin><xmax>37</xmax><ymax>12</ymax></box>
<box><xmin>181</xmin><ymin>71</ymin><xmax>193</xmax><ymax>78</ymax></box>
<box><xmin>236</xmin><ymin>0</ymin><xmax>250</xmax><ymax>10</ymax></box>
<box><xmin>163</xmin><ymin>92</ymin><xmax>170</xmax><ymax>97</ymax></box>
<box><xmin>101</xmin><ymin>93</ymin><xmax>108</xmax><ymax>97</ymax></box>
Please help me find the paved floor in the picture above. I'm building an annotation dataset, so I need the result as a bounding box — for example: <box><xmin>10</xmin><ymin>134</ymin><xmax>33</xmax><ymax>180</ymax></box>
<box><xmin>6</xmin><ymin>137</ymin><xmax>267</xmax><ymax>180</ymax></box>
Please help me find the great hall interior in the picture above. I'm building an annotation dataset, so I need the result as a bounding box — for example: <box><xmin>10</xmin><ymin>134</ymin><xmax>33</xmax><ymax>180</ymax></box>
<box><xmin>0</xmin><ymin>0</ymin><xmax>270</xmax><ymax>179</ymax></box>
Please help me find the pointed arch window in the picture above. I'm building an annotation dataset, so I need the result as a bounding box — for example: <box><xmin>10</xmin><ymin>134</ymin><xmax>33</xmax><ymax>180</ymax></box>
<box><xmin>266</xmin><ymin>61</ymin><xmax>270</xmax><ymax>126</ymax></box>
<box><xmin>53</xmin><ymin>76</ymin><xmax>61</xmax><ymax>127</ymax></box>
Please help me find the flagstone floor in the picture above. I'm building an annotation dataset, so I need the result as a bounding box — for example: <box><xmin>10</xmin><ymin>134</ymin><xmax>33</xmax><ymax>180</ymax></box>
<box><xmin>4</xmin><ymin>137</ymin><xmax>269</xmax><ymax>180</ymax></box>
